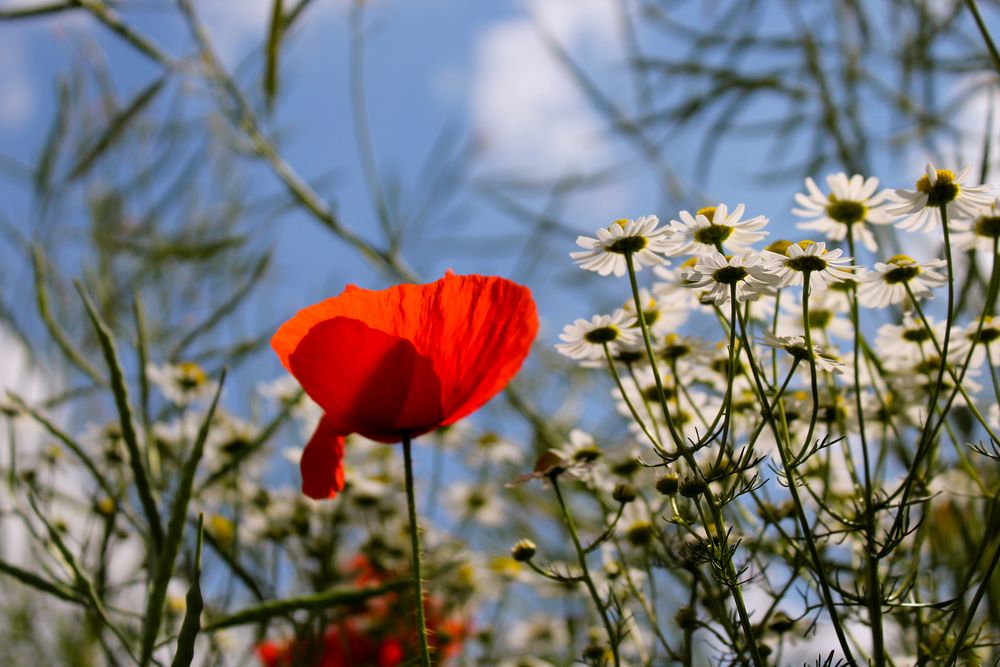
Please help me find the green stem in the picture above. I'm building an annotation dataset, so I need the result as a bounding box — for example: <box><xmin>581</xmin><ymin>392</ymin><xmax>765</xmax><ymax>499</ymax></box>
<box><xmin>846</xmin><ymin>227</ymin><xmax>885</xmax><ymax>666</ymax></box>
<box><xmin>552</xmin><ymin>477</ymin><xmax>621</xmax><ymax>667</ymax></box>
<box><xmin>731</xmin><ymin>290</ymin><xmax>858</xmax><ymax>665</ymax></box>
<box><xmin>402</xmin><ymin>436</ymin><xmax>432</xmax><ymax>667</ymax></box>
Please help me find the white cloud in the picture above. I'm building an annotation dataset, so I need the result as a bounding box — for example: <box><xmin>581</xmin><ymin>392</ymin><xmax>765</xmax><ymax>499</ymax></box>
<box><xmin>469</xmin><ymin>0</ymin><xmax>620</xmax><ymax>177</ymax></box>
<box><xmin>0</xmin><ymin>36</ymin><xmax>36</xmax><ymax>129</ymax></box>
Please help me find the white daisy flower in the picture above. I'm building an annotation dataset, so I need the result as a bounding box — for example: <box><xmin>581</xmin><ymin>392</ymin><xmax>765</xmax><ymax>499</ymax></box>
<box><xmin>950</xmin><ymin>197</ymin><xmax>1000</xmax><ymax>252</ymax></box>
<box><xmin>990</xmin><ymin>403</ymin><xmax>999</xmax><ymax>430</ymax></box>
<box><xmin>651</xmin><ymin>264</ymin><xmax>714</xmax><ymax>315</ymax></box>
<box><xmin>952</xmin><ymin>316</ymin><xmax>1000</xmax><ymax>369</ymax></box>
<box><xmin>889</xmin><ymin>163</ymin><xmax>995</xmax><ymax>232</ymax></box>
<box><xmin>552</xmin><ymin>428</ymin><xmax>602</xmax><ymax>465</ymax></box>
<box><xmin>657</xmin><ymin>333</ymin><xmax>715</xmax><ymax>366</ymax></box>
<box><xmin>874</xmin><ymin>316</ymin><xmax>948</xmax><ymax>367</ymax></box>
<box><xmin>443</xmin><ymin>482</ymin><xmax>508</xmax><ymax>527</ymax></box>
<box><xmin>617</xmin><ymin>502</ymin><xmax>655</xmax><ymax>547</ymax></box>
<box><xmin>622</xmin><ymin>287</ymin><xmax>690</xmax><ymax>337</ymax></box>
<box><xmin>793</xmin><ymin>173</ymin><xmax>894</xmax><ymax>252</ymax></box>
<box><xmin>763</xmin><ymin>240</ymin><xmax>856</xmax><ymax>290</ymax></box>
<box><xmin>147</xmin><ymin>361</ymin><xmax>218</xmax><ymax>406</ymax></box>
<box><xmin>776</xmin><ymin>290</ymin><xmax>854</xmax><ymax>341</ymax></box>
<box><xmin>555</xmin><ymin>310</ymin><xmax>638</xmax><ymax>361</ymax></box>
<box><xmin>858</xmin><ymin>254</ymin><xmax>947</xmax><ymax>309</ymax></box>
<box><xmin>662</xmin><ymin>203</ymin><xmax>769</xmax><ymax>257</ymax></box>
<box><xmin>465</xmin><ymin>431</ymin><xmax>525</xmax><ymax>467</ymax></box>
<box><xmin>681</xmin><ymin>251</ymin><xmax>781</xmax><ymax>305</ymax></box>
<box><xmin>760</xmin><ymin>331</ymin><xmax>846</xmax><ymax>374</ymax></box>
<box><xmin>571</xmin><ymin>215</ymin><xmax>671</xmax><ymax>277</ymax></box>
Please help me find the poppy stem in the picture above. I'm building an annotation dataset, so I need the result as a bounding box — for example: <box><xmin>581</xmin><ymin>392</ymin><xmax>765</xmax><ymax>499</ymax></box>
<box><xmin>402</xmin><ymin>435</ymin><xmax>432</xmax><ymax>667</ymax></box>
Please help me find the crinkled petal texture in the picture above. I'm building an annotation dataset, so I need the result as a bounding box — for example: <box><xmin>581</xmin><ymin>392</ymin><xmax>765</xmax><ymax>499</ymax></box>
<box><xmin>272</xmin><ymin>274</ymin><xmax>538</xmax><ymax>497</ymax></box>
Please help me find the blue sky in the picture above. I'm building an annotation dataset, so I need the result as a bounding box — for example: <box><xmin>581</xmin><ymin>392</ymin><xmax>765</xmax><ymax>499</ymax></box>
<box><xmin>2</xmin><ymin>0</ymin><xmax>998</xmax><ymax>388</ymax></box>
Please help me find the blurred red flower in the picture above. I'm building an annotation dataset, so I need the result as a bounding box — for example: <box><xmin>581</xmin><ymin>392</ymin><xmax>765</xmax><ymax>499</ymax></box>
<box><xmin>256</xmin><ymin>557</ymin><xmax>469</xmax><ymax>667</ymax></box>
<box><xmin>272</xmin><ymin>272</ymin><xmax>538</xmax><ymax>499</ymax></box>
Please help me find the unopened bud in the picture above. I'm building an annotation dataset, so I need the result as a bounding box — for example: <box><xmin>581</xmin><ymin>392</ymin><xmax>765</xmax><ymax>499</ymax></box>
<box><xmin>655</xmin><ymin>473</ymin><xmax>679</xmax><ymax>495</ymax></box>
<box><xmin>511</xmin><ymin>539</ymin><xmax>536</xmax><ymax>562</ymax></box>
<box><xmin>612</xmin><ymin>483</ymin><xmax>637</xmax><ymax>504</ymax></box>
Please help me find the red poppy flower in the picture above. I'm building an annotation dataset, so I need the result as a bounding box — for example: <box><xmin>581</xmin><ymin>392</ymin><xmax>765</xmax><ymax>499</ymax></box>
<box><xmin>272</xmin><ymin>272</ymin><xmax>538</xmax><ymax>499</ymax></box>
<box><xmin>256</xmin><ymin>556</ymin><xmax>469</xmax><ymax>667</ymax></box>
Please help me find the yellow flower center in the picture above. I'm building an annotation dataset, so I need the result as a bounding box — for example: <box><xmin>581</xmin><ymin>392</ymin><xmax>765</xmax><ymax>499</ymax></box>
<box><xmin>696</xmin><ymin>206</ymin><xmax>717</xmax><ymax>222</ymax></box>
<box><xmin>915</xmin><ymin>169</ymin><xmax>960</xmax><ymax>206</ymax></box>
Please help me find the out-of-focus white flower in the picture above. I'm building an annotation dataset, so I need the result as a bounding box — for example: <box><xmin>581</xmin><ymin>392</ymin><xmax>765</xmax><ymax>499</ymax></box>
<box><xmin>889</xmin><ymin>163</ymin><xmax>994</xmax><ymax>232</ymax></box>
<box><xmin>858</xmin><ymin>254</ymin><xmax>947</xmax><ymax>309</ymax></box>
<box><xmin>952</xmin><ymin>316</ymin><xmax>1000</xmax><ymax>369</ymax></box>
<box><xmin>507</xmin><ymin>615</ymin><xmax>570</xmax><ymax>654</ymax></box>
<box><xmin>760</xmin><ymin>331</ymin><xmax>846</xmax><ymax>374</ymax></box>
<box><xmin>776</xmin><ymin>290</ymin><xmax>854</xmax><ymax>341</ymax></box>
<box><xmin>147</xmin><ymin>361</ymin><xmax>218</xmax><ymax>406</ymax></box>
<box><xmin>622</xmin><ymin>287</ymin><xmax>689</xmax><ymax>337</ymax></box>
<box><xmin>951</xmin><ymin>197</ymin><xmax>1000</xmax><ymax>251</ymax></box>
<box><xmin>663</xmin><ymin>203</ymin><xmax>768</xmax><ymax>256</ymax></box>
<box><xmin>793</xmin><ymin>173</ymin><xmax>894</xmax><ymax>251</ymax></box>
<box><xmin>874</xmin><ymin>316</ymin><xmax>948</xmax><ymax>367</ymax></box>
<box><xmin>571</xmin><ymin>215</ymin><xmax>671</xmax><ymax>277</ymax></box>
<box><xmin>552</xmin><ymin>429</ymin><xmax>602</xmax><ymax>465</ymax></box>
<box><xmin>682</xmin><ymin>251</ymin><xmax>781</xmax><ymax>305</ymax></box>
<box><xmin>443</xmin><ymin>482</ymin><xmax>508</xmax><ymax>527</ymax></box>
<box><xmin>555</xmin><ymin>310</ymin><xmax>638</xmax><ymax>361</ymax></box>
<box><xmin>464</xmin><ymin>431</ymin><xmax>525</xmax><ymax>467</ymax></box>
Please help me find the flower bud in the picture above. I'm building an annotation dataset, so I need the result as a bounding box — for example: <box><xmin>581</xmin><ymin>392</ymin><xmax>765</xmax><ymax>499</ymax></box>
<box><xmin>679</xmin><ymin>476</ymin><xmax>707</xmax><ymax>498</ymax></box>
<box><xmin>612</xmin><ymin>483</ymin><xmax>637</xmax><ymax>504</ymax></box>
<box><xmin>511</xmin><ymin>538</ymin><xmax>537</xmax><ymax>562</ymax></box>
<box><xmin>674</xmin><ymin>606</ymin><xmax>698</xmax><ymax>630</ymax></box>
<box><xmin>655</xmin><ymin>473</ymin><xmax>679</xmax><ymax>495</ymax></box>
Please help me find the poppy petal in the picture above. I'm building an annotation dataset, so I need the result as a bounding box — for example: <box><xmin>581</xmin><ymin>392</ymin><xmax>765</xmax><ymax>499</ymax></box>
<box><xmin>272</xmin><ymin>274</ymin><xmax>537</xmax><ymax>431</ymax></box>
<box><xmin>289</xmin><ymin>317</ymin><xmax>444</xmax><ymax>442</ymax></box>
<box><xmin>301</xmin><ymin>414</ymin><xmax>347</xmax><ymax>499</ymax></box>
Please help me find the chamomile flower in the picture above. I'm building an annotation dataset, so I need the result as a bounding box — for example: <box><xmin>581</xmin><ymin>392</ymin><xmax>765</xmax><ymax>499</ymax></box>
<box><xmin>858</xmin><ymin>254</ymin><xmax>947</xmax><ymax>308</ymax></box>
<box><xmin>874</xmin><ymin>316</ymin><xmax>948</xmax><ymax>366</ymax></box>
<box><xmin>990</xmin><ymin>403</ymin><xmax>1000</xmax><ymax>430</ymax></box>
<box><xmin>763</xmin><ymin>240</ymin><xmax>856</xmax><ymax>290</ymax></box>
<box><xmin>950</xmin><ymin>197</ymin><xmax>1000</xmax><ymax>252</ymax></box>
<box><xmin>760</xmin><ymin>331</ymin><xmax>846</xmax><ymax>374</ymax></box>
<box><xmin>792</xmin><ymin>173</ymin><xmax>894</xmax><ymax>251</ymax></box>
<box><xmin>889</xmin><ymin>163</ymin><xmax>994</xmax><ymax>232</ymax></box>
<box><xmin>681</xmin><ymin>251</ymin><xmax>781</xmax><ymax>305</ymax></box>
<box><xmin>952</xmin><ymin>316</ymin><xmax>1000</xmax><ymax>369</ymax></box>
<box><xmin>622</xmin><ymin>288</ymin><xmax>690</xmax><ymax>336</ymax></box>
<box><xmin>555</xmin><ymin>310</ymin><xmax>638</xmax><ymax>361</ymax></box>
<box><xmin>571</xmin><ymin>215</ymin><xmax>671</xmax><ymax>277</ymax></box>
<box><xmin>443</xmin><ymin>482</ymin><xmax>507</xmax><ymax>527</ymax></box>
<box><xmin>663</xmin><ymin>203</ymin><xmax>769</xmax><ymax>256</ymax></box>
<box><xmin>147</xmin><ymin>361</ymin><xmax>218</xmax><ymax>406</ymax></box>
<box><xmin>776</xmin><ymin>290</ymin><xmax>854</xmax><ymax>341</ymax></box>
<box><xmin>552</xmin><ymin>429</ymin><xmax>603</xmax><ymax>465</ymax></box>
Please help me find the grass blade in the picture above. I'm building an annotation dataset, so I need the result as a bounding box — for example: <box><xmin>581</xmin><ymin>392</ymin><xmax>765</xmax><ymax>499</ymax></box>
<box><xmin>202</xmin><ymin>580</ymin><xmax>407</xmax><ymax>632</ymax></box>
<box><xmin>7</xmin><ymin>392</ymin><xmax>116</xmax><ymax>500</ymax></box>
<box><xmin>32</xmin><ymin>247</ymin><xmax>105</xmax><ymax>385</ymax></box>
<box><xmin>169</xmin><ymin>254</ymin><xmax>270</xmax><ymax>359</ymax></box>
<box><xmin>68</xmin><ymin>72</ymin><xmax>168</xmax><ymax>180</ymax></box>
<box><xmin>139</xmin><ymin>370</ymin><xmax>225</xmax><ymax>667</ymax></box>
<box><xmin>170</xmin><ymin>515</ymin><xmax>205</xmax><ymax>667</ymax></box>
<box><xmin>264</xmin><ymin>0</ymin><xmax>285</xmax><ymax>112</ymax></box>
<box><xmin>76</xmin><ymin>280</ymin><xmax>164</xmax><ymax>550</ymax></box>
<box><xmin>0</xmin><ymin>558</ymin><xmax>81</xmax><ymax>605</ymax></box>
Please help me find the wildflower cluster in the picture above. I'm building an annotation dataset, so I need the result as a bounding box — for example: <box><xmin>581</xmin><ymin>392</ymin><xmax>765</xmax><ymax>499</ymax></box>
<box><xmin>544</xmin><ymin>166</ymin><xmax>999</xmax><ymax>664</ymax></box>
